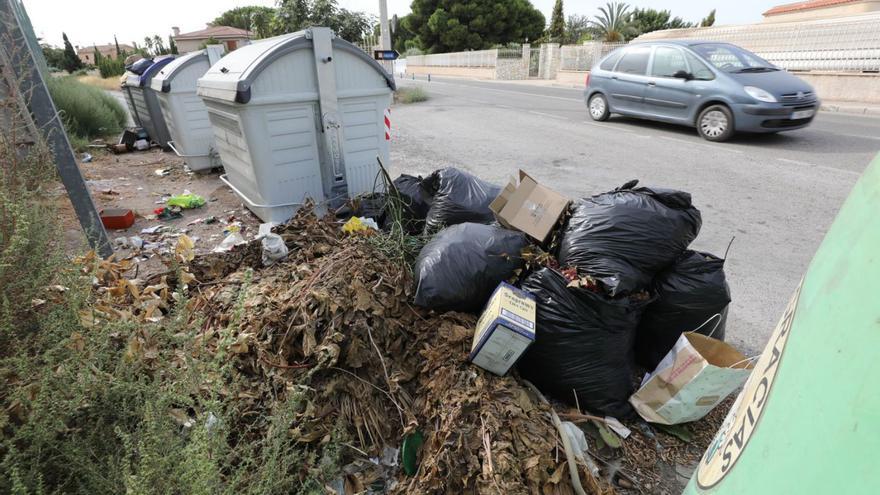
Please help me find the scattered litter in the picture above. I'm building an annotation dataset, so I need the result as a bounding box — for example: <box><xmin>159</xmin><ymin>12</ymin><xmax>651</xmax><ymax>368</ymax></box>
<box><xmin>400</xmin><ymin>431</ymin><xmax>423</xmax><ymax>476</ymax></box>
<box><xmin>469</xmin><ymin>282</ymin><xmax>536</xmax><ymax>376</ymax></box>
<box><xmin>129</xmin><ymin>236</ymin><xmax>144</xmax><ymax>249</ymax></box>
<box><xmin>256</xmin><ymin>222</ymin><xmax>276</xmax><ymax>239</ymax></box>
<box><xmin>341</xmin><ymin>216</ymin><xmax>379</xmax><ymax>233</ymax></box>
<box><xmin>99</xmin><ymin>208</ymin><xmax>134</xmax><ymax>230</ymax></box>
<box><xmin>154</xmin><ymin>168</ymin><xmax>171</xmax><ymax>177</ymax></box>
<box><xmin>204</xmin><ymin>216</ymin><xmax>217</xmax><ymax>224</ymax></box>
<box><xmin>490</xmin><ymin>170</ymin><xmax>570</xmax><ymax>242</ymax></box>
<box><xmin>135</xmin><ymin>139</ymin><xmax>150</xmax><ymax>151</ymax></box>
<box><xmin>166</xmin><ymin>191</ymin><xmax>206</xmax><ymax>209</ymax></box>
<box><xmin>630</xmin><ymin>332</ymin><xmax>753</xmax><ymax>425</ymax></box>
<box><xmin>140</xmin><ymin>225</ymin><xmax>164</xmax><ymax>234</ymax></box>
<box><xmin>604</xmin><ymin>416</ymin><xmax>632</xmax><ymax>439</ymax></box>
<box><xmin>212</xmin><ymin>231</ymin><xmax>246</xmax><ymax>253</ymax></box>
<box><xmin>260</xmin><ymin>233</ymin><xmax>288</xmax><ymax>266</ymax></box>
<box><xmin>81</xmin><ymin>153</ymin><xmax>93</xmax><ymax>163</ymax></box>
<box><xmin>154</xmin><ymin>207</ymin><xmax>183</xmax><ymax>220</ymax></box>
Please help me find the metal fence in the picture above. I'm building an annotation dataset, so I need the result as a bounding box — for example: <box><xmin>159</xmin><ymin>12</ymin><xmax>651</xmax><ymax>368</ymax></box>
<box><xmin>406</xmin><ymin>49</ymin><xmax>500</xmax><ymax>67</ymax></box>
<box><xmin>559</xmin><ymin>42</ymin><xmax>627</xmax><ymax>71</ymax></box>
<box><xmin>636</xmin><ymin>12</ymin><xmax>880</xmax><ymax>72</ymax></box>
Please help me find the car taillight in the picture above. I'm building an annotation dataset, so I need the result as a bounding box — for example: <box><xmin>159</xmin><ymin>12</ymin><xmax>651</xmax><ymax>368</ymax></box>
<box><xmin>585</xmin><ymin>72</ymin><xmax>590</xmax><ymax>87</ymax></box>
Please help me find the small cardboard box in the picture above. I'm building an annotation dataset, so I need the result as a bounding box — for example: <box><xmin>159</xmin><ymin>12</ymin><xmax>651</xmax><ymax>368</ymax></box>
<box><xmin>489</xmin><ymin>170</ymin><xmax>570</xmax><ymax>242</ymax></box>
<box><xmin>470</xmin><ymin>282</ymin><xmax>537</xmax><ymax>376</ymax></box>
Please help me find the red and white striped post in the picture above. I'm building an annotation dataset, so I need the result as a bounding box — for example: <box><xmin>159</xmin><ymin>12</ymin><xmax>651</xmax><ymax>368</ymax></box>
<box><xmin>384</xmin><ymin>108</ymin><xmax>391</xmax><ymax>140</ymax></box>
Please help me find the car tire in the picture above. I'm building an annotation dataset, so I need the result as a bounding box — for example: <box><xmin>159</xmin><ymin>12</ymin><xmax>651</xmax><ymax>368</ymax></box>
<box><xmin>697</xmin><ymin>105</ymin><xmax>734</xmax><ymax>142</ymax></box>
<box><xmin>588</xmin><ymin>93</ymin><xmax>610</xmax><ymax>121</ymax></box>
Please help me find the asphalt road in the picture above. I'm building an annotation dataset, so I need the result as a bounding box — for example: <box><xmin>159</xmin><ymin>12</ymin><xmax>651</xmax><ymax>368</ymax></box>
<box><xmin>390</xmin><ymin>75</ymin><xmax>880</xmax><ymax>355</ymax></box>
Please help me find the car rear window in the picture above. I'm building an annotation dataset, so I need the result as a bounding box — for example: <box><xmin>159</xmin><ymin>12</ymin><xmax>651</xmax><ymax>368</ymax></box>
<box><xmin>615</xmin><ymin>47</ymin><xmax>651</xmax><ymax>75</ymax></box>
<box><xmin>599</xmin><ymin>50</ymin><xmax>624</xmax><ymax>71</ymax></box>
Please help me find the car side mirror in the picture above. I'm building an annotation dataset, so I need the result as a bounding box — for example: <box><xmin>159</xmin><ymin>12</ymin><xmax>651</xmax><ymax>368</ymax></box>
<box><xmin>673</xmin><ymin>70</ymin><xmax>694</xmax><ymax>81</ymax></box>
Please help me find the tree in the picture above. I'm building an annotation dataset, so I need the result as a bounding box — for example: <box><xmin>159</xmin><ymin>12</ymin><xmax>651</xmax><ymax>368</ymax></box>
<box><xmin>406</xmin><ymin>0</ymin><xmax>546</xmax><ymax>53</ymax></box>
<box><xmin>213</xmin><ymin>5</ymin><xmax>277</xmax><ymax>38</ymax></box>
<box><xmin>92</xmin><ymin>46</ymin><xmax>102</xmax><ymax>66</ymax></box>
<box><xmin>548</xmin><ymin>0</ymin><xmax>565</xmax><ymax>42</ymax></box>
<box><xmin>562</xmin><ymin>14</ymin><xmax>591</xmax><ymax>44</ymax></box>
<box><xmin>61</xmin><ymin>32</ymin><xmax>83</xmax><ymax>73</ymax></box>
<box><xmin>629</xmin><ymin>8</ymin><xmax>693</xmax><ymax>37</ymax></box>
<box><xmin>701</xmin><ymin>9</ymin><xmax>716</xmax><ymax>27</ymax></box>
<box><xmin>274</xmin><ymin>0</ymin><xmax>373</xmax><ymax>42</ymax></box>
<box><xmin>198</xmin><ymin>37</ymin><xmax>221</xmax><ymax>50</ymax></box>
<box><xmin>41</xmin><ymin>43</ymin><xmax>66</xmax><ymax>70</ymax></box>
<box><xmin>142</xmin><ymin>36</ymin><xmax>154</xmax><ymax>56</ymax></box>
<box><xmin>153</xmin><ymin>35</ymin><xmax>168</xmax><ymax>55</ymax></box>
<box><xmin>589</xmin><ymin>2</ymin><xmax>636</xmax><ymax>42</ymax></box>
<box><xmin>114</xmin><ymin>35</ymin><xmax>121</xmax><ymax>58</ymax></box>
<box><xmin>169</xmin><ymin>35</ymin><xmax>178</xmax><ymax>55</ymax></box>
<box><xmin>391</xmin><ymin>14</ymin><xmax>417</xmax><ymax>52</ymax></box>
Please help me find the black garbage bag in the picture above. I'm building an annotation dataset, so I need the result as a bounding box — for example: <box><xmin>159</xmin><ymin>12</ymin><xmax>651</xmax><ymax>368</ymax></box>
<box><xmin>558</xmin><ymin>180</ymin><xmax>702</xmax><ymax>296</ymax></box>
<box><xmin>127</xmin><ymin>58</ymin><xmax>154</xmax><ymax>75</ymax></box>
<box><xmin>635</xmin><ymin>250</ymin><xmax>731</xmax><ymax>370</ymax></box>
<box><xmin>422</xmin><ymin>168</ymin><xmax>501</xmax><ymax>233</ymax></box>
<box><xmin>414</xmin><ymin>223</ymin><xmax>528</xmax><ymax>313</ymax></box>
<box><xmin>518</xmin><ymin>268</ymin><xmax>652</xmax><ymax>417</ymax></box>
<box><xmin>391</xmin><ymin>174</ymin><xmax>433</xmax><ymax>234</ymax></box>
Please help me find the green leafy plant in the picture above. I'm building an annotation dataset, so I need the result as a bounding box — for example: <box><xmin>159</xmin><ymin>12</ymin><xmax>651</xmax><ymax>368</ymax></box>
<box><xmin>46</xmin><ymin>76</ymin><xmax>126</xmax><ymax>146</ymax></box>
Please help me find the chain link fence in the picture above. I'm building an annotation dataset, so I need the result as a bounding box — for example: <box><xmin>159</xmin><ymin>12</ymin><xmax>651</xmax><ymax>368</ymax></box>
<box><xmin>636</xmin><ymin>13</ymin><xmax>880</xmax><ymax>72</ymax></box>
<box><xmin>559</xmin><ymin>42</ymin><xmax>627</xmax><ymax>71</ymax></box>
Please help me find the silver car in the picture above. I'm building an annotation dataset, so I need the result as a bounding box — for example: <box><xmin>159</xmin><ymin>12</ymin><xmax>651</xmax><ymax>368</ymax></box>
<box><xmin>585</xmin><ymin>41</ymin><xmax>819</xmax><ymax>141</ymax></box>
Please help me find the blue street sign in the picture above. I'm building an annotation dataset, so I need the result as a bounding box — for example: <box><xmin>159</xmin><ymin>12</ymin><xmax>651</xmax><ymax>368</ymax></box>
<box><xmin>374</xmin><ymin>50</ymin><xmax>399</xmax><ymax>61</ymax></box>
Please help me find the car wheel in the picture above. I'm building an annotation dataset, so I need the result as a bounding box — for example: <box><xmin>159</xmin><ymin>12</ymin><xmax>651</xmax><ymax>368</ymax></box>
<box><xmin>588</xmin><ymin>93</ymin><xmax>610</xmax><ymax>121</ymax></box>
<box><xmin>697</xmin><ymin>105</ymin><xmax>734</xmax><ymax>142</ymax></box>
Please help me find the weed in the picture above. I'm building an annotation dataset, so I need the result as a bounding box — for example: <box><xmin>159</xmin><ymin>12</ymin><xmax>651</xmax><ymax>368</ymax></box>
<box><xmin>46</xmin><ymin>76</ymin><xmax>126</xmax><ymax>146</ymax></box>
<box><xmin>395</xmin><ymin>86</ymin><xmax>429</xmax><ymax>104</ymax></box>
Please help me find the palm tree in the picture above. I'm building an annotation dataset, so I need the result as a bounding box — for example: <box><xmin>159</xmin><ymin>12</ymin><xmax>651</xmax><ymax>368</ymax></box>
<box><xmin>590</xmin><ymin>2</ymin><xmax>636</xmax><ymax>42</ymax></box>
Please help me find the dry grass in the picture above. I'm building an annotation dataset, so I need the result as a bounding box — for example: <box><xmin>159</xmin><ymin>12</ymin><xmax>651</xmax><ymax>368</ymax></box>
<box><xmin>75</xmin><ymin>74</ymin><xmax>123</xmax><ymax>91</ymax></box>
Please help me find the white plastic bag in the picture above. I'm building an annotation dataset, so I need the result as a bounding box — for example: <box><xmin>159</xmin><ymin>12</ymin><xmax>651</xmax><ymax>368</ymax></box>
<box><xmin>261</xmin><ymin>233</ymin><xmax>288</xmax><ymax>266</ymax></box>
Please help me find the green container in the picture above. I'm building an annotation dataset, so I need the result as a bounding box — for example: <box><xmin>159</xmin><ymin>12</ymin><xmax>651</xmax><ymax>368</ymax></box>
<box><xmin>684</xmin><ymin>153</ymin><xmax>880</xmax><ymax>494</ymax></box>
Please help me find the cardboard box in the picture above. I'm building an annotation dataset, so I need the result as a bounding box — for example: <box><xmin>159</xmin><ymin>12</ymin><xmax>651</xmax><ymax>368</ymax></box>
<box><xmin>489</xmin><ymin>170</ymin><xmax>570</xmax><ymax>242</ymax></box>
<box><xmin>469</xmin><ymin>282</ymin><xmax>536</xmax><ymax>376</ymax></box>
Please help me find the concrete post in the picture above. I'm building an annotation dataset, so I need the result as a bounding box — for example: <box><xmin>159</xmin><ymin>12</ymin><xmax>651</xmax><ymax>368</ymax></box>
<box><xmin>522</xmin><ymin>43</ymin><xmax>531</xmax><ymax>78</ymax></box>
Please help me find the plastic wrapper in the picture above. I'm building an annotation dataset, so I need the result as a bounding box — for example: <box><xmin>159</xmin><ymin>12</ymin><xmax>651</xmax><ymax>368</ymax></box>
<box><xmin>635</xmin><ymin>250</ymin><xmax>731</xmax><ymax>370</ymax></box>
<box><xmin>414</xmin><ymin>223</ymin><xmax>528</xmax><ymax>313</ymax></box>
<box><xmin>518</xmin><ymin>267</ymin><xmax>653</xmax><ymax>417</ymax></box>
<box><xmin>558</xmin><ymin>180</ymin><xmax>702</xmax><ymax>295</ymax></box>
<box><xmin>422</xmin><ymin>168</ymin><xmax>501</xmax><ymax>233</ymax></box>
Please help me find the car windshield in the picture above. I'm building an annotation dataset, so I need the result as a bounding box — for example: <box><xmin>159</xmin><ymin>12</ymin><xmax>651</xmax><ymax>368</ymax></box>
<box><xmin>690</xmin><ymin>43</ymin><xmax>778</xmax><ymax>73</ymax></box>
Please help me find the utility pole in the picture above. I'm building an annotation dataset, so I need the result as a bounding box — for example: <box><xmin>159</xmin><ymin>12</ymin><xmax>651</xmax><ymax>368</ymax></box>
<box><xmin>378</xmin><ymin>0</ymin><xmax>392</xmax><ymax>74</ymax></box>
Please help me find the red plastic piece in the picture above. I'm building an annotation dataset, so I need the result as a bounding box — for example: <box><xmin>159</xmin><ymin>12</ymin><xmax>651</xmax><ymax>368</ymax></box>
<box><xmin>100</xmin><ymin>208</ymin><xmax>135</xmax><ymax>230</ymax></box>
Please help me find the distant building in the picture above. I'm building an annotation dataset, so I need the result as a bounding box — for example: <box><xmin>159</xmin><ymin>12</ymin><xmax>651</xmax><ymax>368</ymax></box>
<box><xmin>763</xmin><ymin>0</ymin><xmax>880</xmax><ymax>22</ymax></box>
<box><xmin>172</xmin><ymin>25</ymin><xmax>252</xmax><ymax>54</ymax></box>
<box><xmin>77</xmin><ymin>43</ymin><xmax>135</xmax><ymax>65</ymax></box>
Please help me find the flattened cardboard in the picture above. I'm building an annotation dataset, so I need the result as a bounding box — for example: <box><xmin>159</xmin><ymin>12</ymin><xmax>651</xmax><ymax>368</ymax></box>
<box><xmin>490</xmin><ymin>170</ymin><xmax>569</xmax><ymax>242</ymax></box>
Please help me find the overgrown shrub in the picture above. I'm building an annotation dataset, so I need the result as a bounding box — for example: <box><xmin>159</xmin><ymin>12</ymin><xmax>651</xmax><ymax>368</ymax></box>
<box><xmin>395</xmin><ymin>86</ymin><xmax>428</xmax><ymax>104</ymax></box>
<box><xmin>46</xmin><ymin>76</ymin><xmax>126</xmax><ymax>144</ymax></box>
<box><xmin>97</xmin><ymin>57</ymin><xmax>125</xmax><ymax>78</ymax></box>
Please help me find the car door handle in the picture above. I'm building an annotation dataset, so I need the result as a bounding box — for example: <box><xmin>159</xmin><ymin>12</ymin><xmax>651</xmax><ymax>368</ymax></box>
<box><xmin>647</xmin><ymin>81</ymin><xmax>656</xmax><ymax>86</ymax></box>
<box><xmin>611</xmin><ymin>75</ymin><xmax>618</xmax><ymax>80</ymax></box>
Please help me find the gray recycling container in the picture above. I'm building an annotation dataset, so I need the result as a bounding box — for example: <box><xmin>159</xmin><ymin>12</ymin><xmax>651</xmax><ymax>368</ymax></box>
<box><xmin>122</xmin><ymin>56</ymin><xmax>174</xmax><ymax>150</ymax></box>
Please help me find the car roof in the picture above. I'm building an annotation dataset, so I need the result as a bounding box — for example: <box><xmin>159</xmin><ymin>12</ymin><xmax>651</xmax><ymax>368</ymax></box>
<box><xmin>633</xmin><ymin>39</ymin><xmax>732</xmax><ymax>47</ymax></box>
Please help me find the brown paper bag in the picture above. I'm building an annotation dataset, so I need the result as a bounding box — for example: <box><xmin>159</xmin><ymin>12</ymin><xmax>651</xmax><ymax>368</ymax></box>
<box><xmin>629</xmin><ymin>332</ymin><xmax>754</xmax><ymax>425</ymax></box>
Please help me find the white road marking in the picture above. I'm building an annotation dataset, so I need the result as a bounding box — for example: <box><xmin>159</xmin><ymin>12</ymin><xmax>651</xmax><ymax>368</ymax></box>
<box><xmin>776</xmin><ymin>157</ymin><xmax>861</xmax><ymax>176</ymax></box>
<box><xmin>528</xmin><ymin>110</ymin><xmax>568</xmax><ymax>120</ymax></box>
<box><xmin>660</xmin><ymin>135</ymin><xmax>745</xmax><ymax>154</ymax></box>
<box><xmin>833</xmin><ymin>132</ymin><xmax>880</xmax><ymax>141</ymax></box>
<box><xmin>418</xmin><ymin>79</ymin><xmax>583</xmax><ymax>103</ymax></box>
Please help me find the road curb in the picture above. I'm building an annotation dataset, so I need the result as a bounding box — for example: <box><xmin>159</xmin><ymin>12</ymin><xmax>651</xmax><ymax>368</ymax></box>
<box><xmin>820</xmin><ymin>103</ymin><xmax>880</xmax><ymax>116</ymax></box>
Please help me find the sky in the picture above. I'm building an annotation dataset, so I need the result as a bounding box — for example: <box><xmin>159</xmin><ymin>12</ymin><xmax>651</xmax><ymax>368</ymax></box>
<box><xmin>25</xmin><ymin>0</ymin><xmax>779</xmax><ymax>49</ymax></box>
